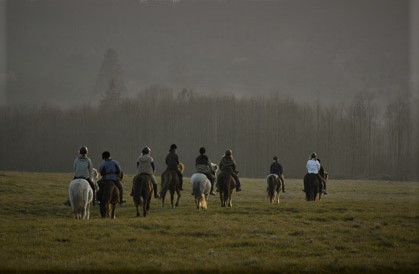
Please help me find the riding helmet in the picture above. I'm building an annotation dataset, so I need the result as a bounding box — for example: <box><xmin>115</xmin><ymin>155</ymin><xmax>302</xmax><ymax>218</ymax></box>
<box><xmin>311</xmin><ymin>152</ymin><xmax>317</xmax><ymax>159</ymax></box>
<box><xmin>142</xmin><ymin>147</ymin><xmax>150</xmax><ymax>154</ymax></box>
<box><xmin>170</xmin><ymin>144</ymin><xmax>177</xmax><ymax>151</ymax></box>
<box><xmin>273</xmin><ymin>156</ymin><xmax>278</xmax><ymax>161</ymax></box>
<box><xmin>102</xmin><ymin>151</ymin><xmax>111</xmax><ymax>159</ymax></box>
<box><xmin>79</xmin><ymin>146</ymin><xmax>88</xmax><ymax>155</ymax></box>
<box><xmin>199</xmin><ymin>147</ymin><xmax>206</xmax><ymax>155</ymax></box>
<box><xmin>225</xmin><ymin>149</ymin><xmax>232</xmax><ymax>156</ymax></box>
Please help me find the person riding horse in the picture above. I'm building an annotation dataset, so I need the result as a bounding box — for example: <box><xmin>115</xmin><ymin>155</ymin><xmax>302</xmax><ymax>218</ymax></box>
<box><xmin>165</xmin><ymin>144</ymin><xmax>184</xmax><ymax>190</ymax></box>
<box><xmin>134</xmin><ymin>146</ymin><xmax>160</xmax><ymax>199</ymax></box>
<box><xmin>64</xmin><ymin>146</ymin><xmax>96</xmax><ymax>206</ymax></box>
<box><xmin>270</xmin><ymin>156</ymin><xmax>286</xmax><ymax>193</ymax></box>
<box><xmin>99</xmin><ymin>151</ymin><xmax>125</xmax><ymax>204</ymax></box>
<box><xmin>304</xmin><ymin>152</ymin><xmax>321</xmax><ymax>193</ymax></box>
<box><xmin>218</xmin><ymin>149</ymin><xmax>241</xmax><ymax>192</ymax></box>
<box><xmin>195</xmin><ymin>147</ymin><xmax>216</xmax><ymax>195</ymax></box>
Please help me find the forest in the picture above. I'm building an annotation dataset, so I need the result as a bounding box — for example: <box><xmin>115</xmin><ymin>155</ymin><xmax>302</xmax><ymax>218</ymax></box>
<box><xmin>0</xmin><ymin>86</ymin><xmax>418</xmax><ymax>181</ymax></box>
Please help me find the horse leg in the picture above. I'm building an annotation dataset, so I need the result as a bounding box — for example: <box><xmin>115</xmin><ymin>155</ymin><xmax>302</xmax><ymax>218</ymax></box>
<box><xmin>111</xmin><ymin>203</ymin><xmax>116</xmax><ymax>219</ymax></box>
<box><xmin>175</xmin><ymin>190</ymin><xmax>181</xmax><ymax>207</ymax></box>
<box><xmin>136</xmin><ymin>204</ymin><xmax>140</xmax><ymax>217</ymax></box>
<box><xmin>220</xmin><ymin>192</ymin><xmax>224</xmax><ymax>207</ymax></box>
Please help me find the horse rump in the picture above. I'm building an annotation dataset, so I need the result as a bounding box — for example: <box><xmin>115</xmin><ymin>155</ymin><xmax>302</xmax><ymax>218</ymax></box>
<box><xmin>132</xmin><ymin>174</ymin><xmax>153</xmax><ymax>217</ymax></box>
<box><xmin>266</xmin><ymin>174</ymin><xmax>280</xmax><ymax>204</ymax></box>
<box><xmin>191</xmin><ymin>173</ymin><xmax>211</xmax><ymax>209</ymax></box>
<box><xmin>68</xmin><ymin>179</ymin><xmax>93</xmax><ymax>220</ymax></box>
<box><xmin>303</xmin><ymin>173</ymin><xmax>320</xmax><ymax>201</ymax></box>
<box><xmin>97</xmin><ymin>179</ymin><xmax>120</xmax><ymax>218</ymax></box>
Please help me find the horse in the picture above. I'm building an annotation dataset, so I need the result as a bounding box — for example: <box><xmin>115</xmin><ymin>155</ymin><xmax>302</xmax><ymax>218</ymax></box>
<box><xmin>132</xmin><ymin>173</ymin><xmax>153</xmax><ymax>217</ymax></box>
<box><xmin>266</xmin><ymin>174</ymin><xmax>282</xmax><ymax>204</ymax></box>
<box><xmin>97</xmin><ymin>179</ymin><xmax>120</xmax><ymax>218</ymax></box>
<box><xmin>68</xmin><ymin>179</ymin><xmax>93</xmax><ymax>220</ymax></box>
<box><xmin>217</xmin><ymin>171</ymin><xmax>236</xmax><ymax>207</ymax></box>
<box><xmin>190</xmin><ymin>173</ymin><xmax>211</xmax><ymax>210</ymax></box>
<box><xmin>160</xmin><ymin>163</ymin><xmax>184</xmax><ymax>208</ymax></box>
<box><xmin>303</xmin><ymin>173</ymin><xmax>321</xmax><ymax>201</ymax></box>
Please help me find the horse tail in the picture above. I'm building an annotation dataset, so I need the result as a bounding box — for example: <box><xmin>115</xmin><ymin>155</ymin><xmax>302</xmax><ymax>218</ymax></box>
<box><xmin>267</xmin><ymin>175</ymin><xmax>276</xmax><ymax>198</ymax></box>
<box><xmin>133</xmin><ymin>175</ymin><xmax>143</xmax><ymax>206</ymax></box>
<box><xmin>192</xmin><ymin>179</ymin><xmax>202</xmax><ymax>199</ymax></box>
<box><xmin>160</xmin><ymin>170</ymin><xmax>171</xmax><ymax>195</ymax></box>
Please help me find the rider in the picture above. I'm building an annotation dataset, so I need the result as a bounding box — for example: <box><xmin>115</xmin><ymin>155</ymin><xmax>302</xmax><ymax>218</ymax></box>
<box><xmin>195</xmin><ymin>147</ymin><xmax>216</xmax><ymax>195</ymax></box>
<box><xmin>304</xmin><ymin>152</ymin><xmax>321</xmax><ymax>192</ymax></box>
<box><xmin>135</xmin><ymin>146</ymin><xmax>160</xmax><ymax>199</ymax></box>
<box><xmin>270</xmin><ymin>156</ymin><xmax>285</xmax><ymax>193</ymax></box>
<box><xmin>99</xmin><ymin>151</ymin><xmax>125</xmax><ymax>204</ymax></box>
<box><xmin>317</xmin><ymin>158</ymin><xmax>328</xmax><ymax>194</ymax></box>
<box><xmin>219</xmin><ymin>149</ymin><xmax>241</xmax><ymax>192</ymax></box>
<box><xmin>165</xmin><ymin>144</ymin><xmax>184</xmax><ymax>190</ymax></box>
<box><xmin>64</xmin><ymin>146</ymin><xmax>96</xmax><ymax>206</ymax></box>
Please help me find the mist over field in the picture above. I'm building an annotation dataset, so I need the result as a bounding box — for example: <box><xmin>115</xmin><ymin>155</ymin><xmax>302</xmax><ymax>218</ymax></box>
<box><xmin>0</xmin><ymin>0</ymin><xmax>418</xmax><ymax>180</ymax></box>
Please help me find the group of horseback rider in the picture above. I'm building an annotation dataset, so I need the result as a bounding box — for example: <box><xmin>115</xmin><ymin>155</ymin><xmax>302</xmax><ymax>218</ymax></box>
<box><xmin>65</xmin><ymin>144</ymin><xmax>243</xmax><ymax>206</ymax></box>
<box><xmin>65</xmin><ymin>144</ymin><xmax>327</xmax><ymax>206</ymax></box>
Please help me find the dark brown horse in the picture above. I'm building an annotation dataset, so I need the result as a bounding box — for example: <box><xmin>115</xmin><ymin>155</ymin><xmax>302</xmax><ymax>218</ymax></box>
<box><xmin>217</xmin><ymin>171</ymin><xmax>236</xmax><ymax>207</ymax></box>
<box><xmin>160</xmin><ymin>164</ymin><xmax>183</xmax><ymax>208</ymax></box>
<box><xmin>97</xmin><ymin>179</ymin><xmax>120</xmax><ymax>218</ymax></box>
<box><xmin>266</xmin><ymin>174</ymin><xmax>282</xmax><ymax>204</ymax></box>
<box><xmin>303</xmin><ymin>173</ymin><xmax>321</xmax><ymax>201</ymax></box>
<box><xmin>132</xmin><ymin>173</ymin><xmax>153</xmax><ymax>217</ymax></box>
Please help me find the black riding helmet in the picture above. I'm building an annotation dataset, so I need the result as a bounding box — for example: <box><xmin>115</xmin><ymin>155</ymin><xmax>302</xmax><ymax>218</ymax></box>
<box><xmin>170</xmin><ymin>144</ymin><xmax>177</xmax><ymax>151</ymax></box>
<box><xmin>142</xmin><ymin>147</ymin><xmax>150</xmax><ymax>154</ymax></box>
<box><xmin>225</xmin><ymin>149</ymin><xmax>232</xmax><ymax>156</ymax></box>
<box><xmin>79</xmin><ymin>146</ymin><xmax>88</xmax><ymax>155</ymax></box>
<box><xmin>311</xmin><ymin>152</ymin><xmax>317</xmax><ymax>159</ymax></box>
<box><xmin>199</xmin><ymin>147</ymin><xmax>206</xmax><ymax>155</ymax></box>
<box><xmin>102</xmin><ymin>151</ymin><xmax>111</xmax><ymax>159</ymax></box>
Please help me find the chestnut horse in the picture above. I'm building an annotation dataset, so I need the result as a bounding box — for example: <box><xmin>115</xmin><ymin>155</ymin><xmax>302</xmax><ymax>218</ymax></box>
<box><xmin>160</xmin><ymin>163</ymin><xmax>184</xmax><ymax>208</ymax></box>
<box><xmin>97</xmin><ymin>179</ymin><xmax>120</xmax><ymax>218</ymax></box>
<box><xmin>132</xmin><ymin>173</ymin><xmax>153</xmax><ymax>217</ymax></box>
<box><xmin>217</xmin><ymin>171</ymin><xmax>236</xmax><ymax>207</ymax></box>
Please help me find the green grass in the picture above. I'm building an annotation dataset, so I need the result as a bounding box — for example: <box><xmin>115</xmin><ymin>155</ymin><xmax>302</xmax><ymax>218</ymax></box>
<box><xmin>0</xmin><ymin>171</ymin><xmax>418</xmax><ymax>273</ymax></box>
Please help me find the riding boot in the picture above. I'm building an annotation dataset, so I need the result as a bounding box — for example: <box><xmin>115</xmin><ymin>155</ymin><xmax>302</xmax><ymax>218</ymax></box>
<box><xmin>153</xmin><ymin>184</ymin><xmax>160</xmax><ymax>199</ymax></box>
<box><xmin>282</xmin><ymin>181</ymin><xmax>286</xmax><ymax>193</ymax></box>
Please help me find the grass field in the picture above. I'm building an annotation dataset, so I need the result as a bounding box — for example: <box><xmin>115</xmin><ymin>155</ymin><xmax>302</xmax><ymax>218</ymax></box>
<box><xmin>0</xmin><ymin>171</ymin><xmax>418</xmax><ymax>273</ymax></box>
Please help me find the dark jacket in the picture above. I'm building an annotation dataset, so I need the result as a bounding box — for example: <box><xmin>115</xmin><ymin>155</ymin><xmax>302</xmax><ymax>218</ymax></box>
<box><xmin>270</xmin><ymin>161</ymin><xmax>283</xmax><ymax>175</ymax></box>
<box><xmin>165</xmin><ymin>151</ymin><xmax>179</xmax><ymax>170</ymax></box>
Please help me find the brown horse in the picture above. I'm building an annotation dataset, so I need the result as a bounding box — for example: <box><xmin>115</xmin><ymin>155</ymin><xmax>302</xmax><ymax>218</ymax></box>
<box><xmin>303</xmin><ymin>173</ymin><xmax>321</xmax><ymax>201</ymax></box>
<box><xmin>160</xmin><ymin>163</ymin><xmax>184</xmax><ymax>208</ymax></box>
<box><xmin>97</xmin><ymin>179</ymin><xmax>120</xmax><ymax>218</ymax></box>
<box><xmin>217</xmin><ymin>171</ymin><xmax>235</xmax><ymax>207</ymax></box>
<box><xmin>266</xmin><ymin>174</ymin><xmax>282</xmax><ymax>204</ymax></box>
<box><xmin>132</xmin><ymin>173</ymin><xmax>153</xmax><ymax>217</ymax></box>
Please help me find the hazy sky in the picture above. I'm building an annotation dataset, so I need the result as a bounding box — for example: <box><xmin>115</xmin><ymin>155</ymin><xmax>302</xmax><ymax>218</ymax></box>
<box><xmin>3</xmin><ymin>0</ymin><xmax>415</xmax><ymax>107</ymax></box>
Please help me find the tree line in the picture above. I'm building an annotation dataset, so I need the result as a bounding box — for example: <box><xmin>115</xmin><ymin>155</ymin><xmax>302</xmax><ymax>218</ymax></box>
<box><xmin>0</xmin><ymin>87</ymin><xmax>417</xmax><ymax>181</ymax></box>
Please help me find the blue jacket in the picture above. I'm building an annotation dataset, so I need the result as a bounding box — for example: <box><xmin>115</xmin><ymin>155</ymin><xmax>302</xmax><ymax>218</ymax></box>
<box><xmin>99</xmin><ymin>159</ymin><xmax>121</xmax><ymax>181</ymax></box>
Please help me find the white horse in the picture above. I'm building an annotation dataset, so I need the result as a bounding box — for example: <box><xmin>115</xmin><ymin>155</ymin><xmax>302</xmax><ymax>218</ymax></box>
<box><xmin>190</xmin><ymin>173</ymin><xmax>211</xmax><ymax>210</ymax></box>
<box><xmin>68</xmin><ymin>169</ymin><xmax>98</xmax><ymax>220</ymax></box>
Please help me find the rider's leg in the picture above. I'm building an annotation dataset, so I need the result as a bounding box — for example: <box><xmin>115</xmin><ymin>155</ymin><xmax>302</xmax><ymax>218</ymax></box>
<box><xmin>280</xmin><ymin>175</ymin><xmax>285</xmax><ymax>192</ymax></box>
<box><xmin>114</xmin><ymin>180</ymin><xmax>125</xmax><ymax>204</ymax></box>
<box><xmin>232</xmin><ymin>173</ymin><xmax>241</xmax><ymax>192</ymax></box>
